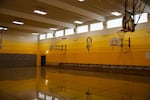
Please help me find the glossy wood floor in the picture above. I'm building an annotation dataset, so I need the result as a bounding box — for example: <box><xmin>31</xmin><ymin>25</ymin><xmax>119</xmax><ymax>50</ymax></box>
<box><xmin>0</xmin><ymin>66</ymin><xmax>150</xmax><ymax>100</ymax></box>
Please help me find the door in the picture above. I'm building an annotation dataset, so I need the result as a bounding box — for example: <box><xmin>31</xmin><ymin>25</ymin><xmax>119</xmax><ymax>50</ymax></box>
<box><xmin>41</xmin><ymin>55</ymin><xmax>46</xmax><ymax>66</ymax></box>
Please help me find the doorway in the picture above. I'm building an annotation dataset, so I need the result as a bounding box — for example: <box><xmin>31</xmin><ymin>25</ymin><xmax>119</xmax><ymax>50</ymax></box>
<box><xmin>41</xmin><ymin>55</ymin><xmax>46</xmax><ymax>66</ymax></box>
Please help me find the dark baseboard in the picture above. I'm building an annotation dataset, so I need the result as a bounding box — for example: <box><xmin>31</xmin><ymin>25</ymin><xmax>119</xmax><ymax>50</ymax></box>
<box><xmin>46</xmin><ymin>63</ymin><xmax>150</xmax><ymax>76</ymax></box>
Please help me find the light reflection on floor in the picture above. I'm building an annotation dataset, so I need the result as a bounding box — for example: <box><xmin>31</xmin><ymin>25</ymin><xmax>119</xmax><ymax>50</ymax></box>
<box><xmin>0</xmin><ymin>66</ymin><xmax>150</xmax><ymax>100</ymax></box>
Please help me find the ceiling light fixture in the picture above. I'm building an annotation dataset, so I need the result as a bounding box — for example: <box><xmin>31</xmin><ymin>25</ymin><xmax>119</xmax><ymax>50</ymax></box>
<box><xmin>32</xmin><ymin>33</ymin><xmax>39</xmax><ymax>35</ymax></box>
<box><xmin>111</xmin><ymin>12</ymin><xmax>122</xmax><ymax>16</ymax></box>
<box><xmin>0</xmin><ymin>26</ymin><xmax>8</xmax><ymax>31</ymax></box>
<box><xmin>74</xmin><ymin>20</ymin><xmax>83</xmax><ymax>24</ymax></box>
<box><xmin>0</xmin><ymin>27</ymin><xmax>3</xmax><ymax>30</ymax></box>
<box><xmin>3</xmin><ymin>28</ymin><xmax>8</xmax><ymax>31</ymax></box>
<box><xmin>49</xmin><ymin>28</ymin><xmax>58</xmax><ymax>31</ymax></box>
<box><xmin>34</xmin><ymin>9</ymin><xmax>47</xmax><ymax>15</ymax></box>
<box><xmin>12</xmin><ymin>20</ymin><xmax>24</xmax><ymax>25</ymax></box>
<box><xmin>78</xmin><ymin>0</ymin><xmax>85</xmax><ymax>2</ymax></box>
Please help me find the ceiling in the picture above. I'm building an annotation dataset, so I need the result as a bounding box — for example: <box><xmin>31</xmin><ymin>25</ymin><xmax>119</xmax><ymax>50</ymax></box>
<box><xmin>0</xmin><ymin>0</ymin><xmax>149</xmax><ymax>34</ymax></box>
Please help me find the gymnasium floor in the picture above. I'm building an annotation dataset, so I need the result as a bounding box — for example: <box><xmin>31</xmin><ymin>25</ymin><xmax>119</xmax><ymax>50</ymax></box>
<box><xmin>0</xmin><ymin>66</ymin><xmax>150</xmax><ymax>100</ymax></box>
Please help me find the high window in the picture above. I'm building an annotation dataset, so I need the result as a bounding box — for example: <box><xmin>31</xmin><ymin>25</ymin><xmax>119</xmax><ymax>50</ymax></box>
<box><xmin>55</xmin><ymin>30</ymin><xmax>64</xmax><ymax>37</ymax></box>
<box><xmin>107</xmin><ymin>18</ymin><xmax>122</xmax><ymax>29</ymax></box>
<box><xmin>65</xmin><ymin>28</ymin><xmax>74</xmax><ymax>35</ymax></box>
<box><xmin>39</xmin><ymin>34</ymin><xmax>46</xmax><ymax>40</ymax></box>
<box><xmin>76</xmin><ymin>25</ymin><xmax>88</xmax><ymax>33</ymax></box>
<box><xmin>90</xmin><ymin>22</ymin><xmax>103</xmax><ymax>31</ymax></box>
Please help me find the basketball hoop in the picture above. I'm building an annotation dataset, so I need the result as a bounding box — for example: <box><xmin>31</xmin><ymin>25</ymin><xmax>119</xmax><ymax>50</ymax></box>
<box><xmin>110</xmin><ymin>38</ymin><xmax>121</xmax><ymax>46</ymax></box>
<box><xmin>86</xmin><ymin>37</ymin><xmax>92</xmax><ymax>52</ymax></box>
<box><xmin>122</xmin><ymin>12</ymin><xmax>135</xmax><ymax>32</ymax></box>
<box><xmin>117</xmin><ymin>30</ymin><xmax>126</xmax><ymax>47</ymax></box>
<box><xmin>122</xmin><ymin>0</ymin><xmax>149</xmax><ymax>32</ymax></box>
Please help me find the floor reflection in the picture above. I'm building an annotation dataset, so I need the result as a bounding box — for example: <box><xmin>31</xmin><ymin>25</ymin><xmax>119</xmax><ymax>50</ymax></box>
<box><xmin>0</xmin><ymin>67</ymin><xmax>37</xmax><ymax>100</ymax></box>
<box><xmin>0</xmin><ymin>66</ymin><xmax>150</xmax><ymax>100</ymax></box>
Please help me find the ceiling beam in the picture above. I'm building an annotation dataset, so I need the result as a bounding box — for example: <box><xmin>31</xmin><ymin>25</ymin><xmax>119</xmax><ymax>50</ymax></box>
<box><xmin>0</xmin><ymin>8</ymin><xmax>75</xmax><ymax>28</ymax></box>
<box><xmin>0</xmin><ymin>22</ymin><xmax>51</xmax><ymax>33</ymax></box>
<box><xmin>37</xmin><ymin>0</ymin><xmax>105</xmax><ymax>22</ymax></box>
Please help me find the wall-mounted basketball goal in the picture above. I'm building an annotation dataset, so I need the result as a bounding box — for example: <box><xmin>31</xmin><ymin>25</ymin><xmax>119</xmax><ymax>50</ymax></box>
<box><xmin>122</xmin><ymin>0</ymin><xmax>149</xmax><ymax>32</ymax></box>
<box><xmin>110</xmin><ymin>0</ymin><xmax>149</xmax><ymax>48</ymax></box>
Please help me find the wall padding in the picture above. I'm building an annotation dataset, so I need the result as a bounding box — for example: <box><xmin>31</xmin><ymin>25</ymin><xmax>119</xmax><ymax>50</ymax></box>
<box><xmin>0</xmin><ymin>53</ymin><xmax>36</xmax><ymax>67</ymax></box>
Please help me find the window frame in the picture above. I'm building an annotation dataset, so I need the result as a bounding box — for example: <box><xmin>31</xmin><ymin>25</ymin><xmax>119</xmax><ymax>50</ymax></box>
<box><xmin>55</xmin><ymin>30</ymin><xmax>64</xmax><ymax>37</ymax></box>
<box><xmin>90</xmin><ymin>22</ymin><xmax>103</xmax><ymax>31</ymax></box>
<box><xmin>76</xmin><ymin>25</ymin><xmax>88</xmax><ymax>34</ymax></box>
<box><xmin>39</xmin><ymin>34</ymin><xmax>46</xmax><ymax>40</ymax></box>
<box><xmin>65</xmin><ymin>28</ymin><xmax>74</xmax><ymax>36</ymax></box>
<box><xmin>106</xmin><ymin>18</ymin><xmax>122</xmax><ymax>29</ymax></box>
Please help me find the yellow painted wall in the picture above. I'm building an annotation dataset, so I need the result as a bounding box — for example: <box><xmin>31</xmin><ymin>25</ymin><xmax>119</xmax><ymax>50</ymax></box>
<box><xmin>40</xmin><ymin>29</ymin><xmax>150</xmax><ymax>66</ymax></box>
<box><xmin>0</xmin><ymin>31</ymin><xmax>39</xmax><ymax>65</ymax></box>
<box><xmin>0</xmin><ymin>31</ymin><xmax>38</xmax><ymax>54</ymax></box>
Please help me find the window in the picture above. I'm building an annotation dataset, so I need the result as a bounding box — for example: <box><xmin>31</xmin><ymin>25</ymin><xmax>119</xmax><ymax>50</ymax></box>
<box><xmin>55</xmin><ymin>30</ymin><xmax>64</xmax><ymax>37</ymax></box>
<box><xmin>106</xmin><ymin>13</ymin><xmax>148</xmax><ymax>29</ymax></box>
<box><xmin>134</xmin><ymin>13</ymin><xmax>148</xmax><ymax>24</ymax></box>
<box><xmin>107</xmin><ymin>18</ymin><xmax>122</xmax><ymax>29</ymax></box>
<box><xmin>39</xmin><ymin>34</ymin><xmax>46</xmax><ymax>40</ymax></box>
<box><xmin>90</xmin><ymin>22</ymin><xmax>103</xmax><ymax>31</ymax></box>
<box><xmin>47</xmin><ymin>32</ymin><xmax>53</xmax><ymax>38</ymax></box>
<box><xmin>76</xmin><ymin>25</ymin><xmax>88</xmax><ymax>33</ymax></box>
<box><xmin>38</xmin><ymin>92</ymin><xmax>45</xmax><ymax>99</ymax></box>
<box><xmin>54</xmin><ymin>98</ymin><xmax>59</xmax><ymax>100</ymax></box>
<box><xmin>46</xmin><ymin>95</ymin><xmax>52</xmax><ymax>100</ymax></box>
<box><xmin>65</xmin><ymin>28</ymin><xmax>74</xmax><ymax>35</ymax></box>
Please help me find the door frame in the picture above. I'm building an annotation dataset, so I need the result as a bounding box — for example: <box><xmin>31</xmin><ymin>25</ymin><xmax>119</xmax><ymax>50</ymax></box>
<box><xmin>41</xmin><ymin>55</ymin><xmax>46</xmax><ymax>67</ymax></box>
